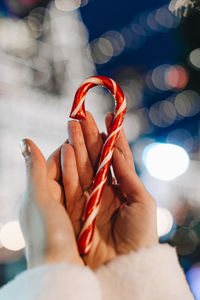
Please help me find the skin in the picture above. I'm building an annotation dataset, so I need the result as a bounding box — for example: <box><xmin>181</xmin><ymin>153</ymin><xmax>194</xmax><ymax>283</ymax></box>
<box><xmin>20</xmin><ymin>140</ymin><xmax>83</xmax><ymax>268</ymax></box>
<box><xmin>64</xmin><ymin>112</ymin><xmax>158</xmax><ymax>269</ymax></box>
<box><xmin>20</xmin><ymin>111</ymin><xmax>158</xmax><ymax>270</ymax></box>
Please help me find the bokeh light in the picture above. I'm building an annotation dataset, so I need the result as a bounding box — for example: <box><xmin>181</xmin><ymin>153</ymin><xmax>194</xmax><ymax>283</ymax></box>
<box><xmin>89</xmin><ymin>38</ymin><xmax>113</xmax><ymax>64</ymax></box>
<box><xmin>151</xmin><ymin>64</ymin><xmax>171</xmax><ymax>90</ymax></box>
<box><xmin>123</xmin><ymin>112</ymin><xmax>142</xmax><ymax>141</ymax></box>
<box><xmin>98</xmin><ymin>38</ymin><xmax>113</xmax><ymax>58</ymax></box>
<box><xmin>189</xmin><ymin>48</ymin><xmax>200</xmax><ymax>70</ymax></box>
<box><xmin>150</xmin><ymin>64</ymin><xmax>188</xmax><ymax>91</ymax></box>
<box><xmin>26</xmin><ymin>7</ymin><xmax>50</xmax><ymax>39</ymax></box>
<box><xmin>187</xmin><ymin>265</ymin><xmax>200</xmax><ymax>299</ymax></box>
<box><xmin>167</xmin><ymin>128</ymin><xmax>194</xmax><ymax>152</ymax></box>
<box><xmin>142</xmin><ymin>143</ymin><xmax>190</xmax><ymax>181</ymax></box>
<box><xmin>121</xmin><ymin>27</ymin><xmax>145</xmax><ymax>50</ymax></box>
<box><xmin>165</xmin><ymin>65</ymin><xmax>189</xmax><ymax>90</ymax></box>
<box><xmin>101</xmin><ymin>31</ymin><xmax>125</xmax><ymax>56</ymax></box>
<box><xmin>157</xmin><ymin>207</ymin><xmax>174</xmax><ymax>237</ymax></box>
<box><xmin>174</xmin><ymin>90</ymin><xmax>200</xmax><ymax>117</ymax></box>
<box><xmin>149</xmin><ymin>99</ymin><xmax>176</xmax><ymax>127</ymax></box>
<box><xmin>120</xmin><ymin>78</ymin><xmax>143</xmax><ymax>110</ymax></box>
<box><xmin>0</xmin><ymin>221</ymin><xmax>25</xmax><ymax>251</ymax></box>
<box><xmin>155</xmin><ymin>5</ymin><xmax>180</xmax><ymax>29</ymax></box>
<box><xmin>55</xmin><ymin>0</ymin><xmax>81</xmax><ymax>11</ymax></box>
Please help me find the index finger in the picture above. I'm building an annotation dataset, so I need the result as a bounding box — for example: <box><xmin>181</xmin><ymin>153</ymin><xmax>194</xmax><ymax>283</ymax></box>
<box><xmin>80</xmin><ymin>111</ymin><xmax>104</xmax><ymax>170</ymax></box>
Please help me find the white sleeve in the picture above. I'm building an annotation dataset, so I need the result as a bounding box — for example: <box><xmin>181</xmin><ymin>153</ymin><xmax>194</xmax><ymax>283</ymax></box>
<box><xmin>0</xmin><ymin>262</ymin><xmax>101</xmax><ymax>300</ymax></box>
<box><xmin>96</xmin><ymin>244</ymin><xmax>194</xmax><ymax>300</ymax></box>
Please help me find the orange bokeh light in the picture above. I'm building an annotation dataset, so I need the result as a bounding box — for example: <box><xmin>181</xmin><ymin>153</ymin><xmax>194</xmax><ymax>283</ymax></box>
<box><xmin>165</xmin><ymin>65</ymin><xmax>189</xmax><ymax>90</ymax></box>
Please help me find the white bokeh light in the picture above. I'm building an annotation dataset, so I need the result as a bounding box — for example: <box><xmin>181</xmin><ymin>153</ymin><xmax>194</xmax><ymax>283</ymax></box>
<box><xmin>157</xmin><ymin>207</ymin><xmax>174</xmax><ymax>237</ymax></box>
<box><xmin>187</xmin><ymin>265</ymin><xmax>200</xmax><ymax>300</ymax></box>
<box><xmin>189</xmin><ymin>48</ymin><xmax>200</xmax><ymax>69</ymax></box>
<box><xmin>55</xmin><ymin>0</ymin><xmax>81</xmax><ymax>11</ymax></box>
<box><xmin>0</xmin><ymin>221</ymin><xmax>25</xmax><ymax>251</ymax></box>
<box><xmin>143</xmin><ymin>143</ymin><xmax>190</xmax><ymax>181</ymax></box>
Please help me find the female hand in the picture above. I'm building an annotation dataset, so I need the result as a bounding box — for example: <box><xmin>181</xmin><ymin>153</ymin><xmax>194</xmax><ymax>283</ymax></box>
<box><xmin>19</xmin><ymin>139</ymin><xmax>84</xmax><ymax>269</ymax></box>
<box><xmin>63</xmin><ymin>112</ymin><xmax>158</xmax><ymax>269</ymax></box>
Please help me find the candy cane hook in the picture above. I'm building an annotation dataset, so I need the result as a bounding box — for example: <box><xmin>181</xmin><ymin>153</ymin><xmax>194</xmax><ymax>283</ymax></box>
<box><xmin>70</xmin><ymin>75</ymin><xmax>126</xmax><ymax>255</ymax></box>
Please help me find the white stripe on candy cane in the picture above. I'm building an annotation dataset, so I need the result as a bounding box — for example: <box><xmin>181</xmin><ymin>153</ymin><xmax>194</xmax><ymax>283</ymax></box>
<box><xmin>83</xmin><ymin>77</ymin><xmax>103</xmax><ymax>85</ymax></box>
<box><xmin>71</xmin><ymin>76</ymin><xmax>127</xmax><ymax>255</ymax></box>
<box><xmin>114</xmin><ymin>100</ymin><xmax>127</xmax><ymax>119</ymax></box>
<box><xmin>79</xmin><ymin>206</ymin><xmax>99</xmax><ymax>236</ymax></box>
<box><xmin>111</xmin><ymin>79</ymin><xmax>117</xmax><ymax>96</ymax></box>
<box><xmin>71</xmin><ymin>96</ymin><xmax>86</xmax><ymax>117</ymax></box>
<box><xmin>104</xmin><ymin>125</ymin><xmax>122</xmax><ymax>146</ymax></box>
<box><xmin>88</xmin><ymin>178</ymin><xmax>107</xmax><ymax>200</ymax></box>
<box><xmin>96</xmin><ymin>150</ymin><xmax>113</xmax><ymax>175</ymax></box>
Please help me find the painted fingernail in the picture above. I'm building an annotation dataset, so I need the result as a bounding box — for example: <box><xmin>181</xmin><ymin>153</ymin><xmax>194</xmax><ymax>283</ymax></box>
<box><xmin>20</xmin><ymin>139</ymin><xmax>31</xmax><ymax>157</ymax></box>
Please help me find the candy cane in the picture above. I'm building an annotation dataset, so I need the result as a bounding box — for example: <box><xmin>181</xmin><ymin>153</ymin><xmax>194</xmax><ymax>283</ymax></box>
<box><xmin>70</xmin><ymin>76</ymin><xmax>126</xmax><ymax>255</ymax></box>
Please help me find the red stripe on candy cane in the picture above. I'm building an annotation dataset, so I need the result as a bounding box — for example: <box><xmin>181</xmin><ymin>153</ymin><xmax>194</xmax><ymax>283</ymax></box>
<box><xmin>70</xmin><ymin>76</ymin><xmax>126</xmax><ymax>255</ymax></box>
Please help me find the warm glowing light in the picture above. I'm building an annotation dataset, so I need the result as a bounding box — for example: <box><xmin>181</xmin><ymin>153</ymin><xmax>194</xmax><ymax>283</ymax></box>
<box><xmin>165</xmin><ymin>65</ymin><xmax>188</xmax><ymax>90</ymax></box>
<box><xmin>149</xmin><ymin>100</ymin><xmax>176</xmax><ymax>128</ymax></box>
<box><xmin>189</xmin><ymin>48</ymin><xmax>200</xmax><ymax>69</ymax></box>
<box><xmin>167</xmin><ymin>128</ymin><xmax>194</xmax><ymax>152</ymax></box>
<box><xmin>151</xmin><ymin>64</ymin><xmax>171</xmax><ymax>90</ymax></box>
<box><xmin>175</xmin><ymin>90</ymin><xmax>200</xmax><ymax>117</ymax></box>
<box><xmin>55</xmin><ymin>0</ymin><xmax>81</xmax><ymax>11</ymax></box>
<box><xmin>90</xmin><ymin>38</ymin><xmax>113</xmax><ymax>64</ymax></box>
<box><xmin>121</xmin><ymin>27</ymin><xmax>144</xmax><ymax>50</ymax></box>
<box><xmin>187</xmin><ymin>265</ymin><xmax>200</xmax><ymax>299</ymax></box>
<box><xmin>102</xmin><ymin>31</ymin><xmax>125</xmax><ymax>56</ymax></box>
<box><xmin>155</xmin><ymin>5</ymin><xmax>180</xmax><ymax>29</ymax></box>
<box><xmin>98</xmin><ymin>38</ymin><xmax>113</xmax><ymax>57</ymax></box>
<box><xmin>143</xmin><ymin>143</ymin><xmax>190</xmax><ymax>181</ymax></box>
<box><xmin>157</xmin><ymin>207</ymin><xmax>174</xmax><ymax>237</ymax></box>
<box><xmin>0</xmin><ymin>221</ymin><xmax>25</xmax><ymax>251</ymax></box>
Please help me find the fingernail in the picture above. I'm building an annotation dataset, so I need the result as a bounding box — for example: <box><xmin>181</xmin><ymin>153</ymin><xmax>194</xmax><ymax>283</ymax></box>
<box><xmin>106</xmin><ymin>112</ymin><xmax>113</xmax><ymax>118</ymax></box>
<box><xmin>20</xmin><ymin>139</ymin><xmax>31</xmax><ymax>157</ymax></box>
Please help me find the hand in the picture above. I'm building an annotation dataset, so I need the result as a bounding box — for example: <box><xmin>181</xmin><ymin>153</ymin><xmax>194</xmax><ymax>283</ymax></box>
<box><xmin>19</xmin><ymin>139</ymin><xmax>84</xmax><ymax>269</ymax></box>
<box><xmin>63</xmin><ymin>112</ymin><xmax>158</xmax><ymax>269</ymax></box>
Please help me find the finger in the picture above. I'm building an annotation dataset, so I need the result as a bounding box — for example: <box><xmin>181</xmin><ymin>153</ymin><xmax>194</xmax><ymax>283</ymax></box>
<box><xmin>100</xmin><ymin>132</ymin><xmax>115</xmax><ymax>185</ymax></box>
<box><xmin>47</xmin><ymin>146</ymin><xmax>62</xmax><ymax>181</ymax></box>
<box><xmin>112</xmin><ymin>148</ymin><xmax>150</xmax><ymax>204</ymax></box>
<box><xmin>61</xmin><ymin>143</ymin><xmax>82</xmax><ymax>214</ymax></box>
<box><xmin>68</xmin><ymin>120</ymin><xmax>93</xmax><ymax>189</ymax></box>
<box><xmin>20</xmin><ymin>138</ymin><xmax>47</xmax><ymax>190</ymax></box>
<box><xmin>105</xmin><ymin>112</ymin><xmax>135</xmax><ymax>172</ymax></box>
<box><xmin>80</xmin><ymin>111</ymin><xmax>104</xmax><ymax>170</ymax></box>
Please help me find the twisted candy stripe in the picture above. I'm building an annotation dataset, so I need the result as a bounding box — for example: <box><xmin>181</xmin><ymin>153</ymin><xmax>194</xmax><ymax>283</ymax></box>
<box><xmin>70</xmin><ymin>76</ymin><xmax>126</xmax><ymax>255</ymax></box>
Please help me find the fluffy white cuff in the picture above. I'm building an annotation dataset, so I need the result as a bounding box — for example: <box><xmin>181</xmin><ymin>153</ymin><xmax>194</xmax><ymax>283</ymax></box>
<box><xmin>96</xmin><ymin>244</ymin><xmax>194</xmax><ymax>300</ymax></box>
<box><xmin>0</xmin><ymin>262</ymin><xmax>101</xmax><ymax>300</ymax></box>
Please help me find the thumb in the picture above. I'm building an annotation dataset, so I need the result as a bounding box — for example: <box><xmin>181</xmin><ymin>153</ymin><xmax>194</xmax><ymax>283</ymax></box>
<box><xmin>20</xmin><ymin>139</ymin><xmax>47</xmax><ymax>190</ymax></box>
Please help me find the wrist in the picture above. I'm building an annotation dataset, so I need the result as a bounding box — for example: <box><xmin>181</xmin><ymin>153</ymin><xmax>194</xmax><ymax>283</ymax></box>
<box><xmin>45</xmin><ymin>250</ymin><xmax>84</xmax><ymax>267</ymax></box>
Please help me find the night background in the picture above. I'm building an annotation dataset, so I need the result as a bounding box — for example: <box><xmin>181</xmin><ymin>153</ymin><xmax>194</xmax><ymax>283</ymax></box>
<box><xmin>0</xmin><ymin>0</ymin><xmax>200</xmax><ymax>298</ymax></box>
